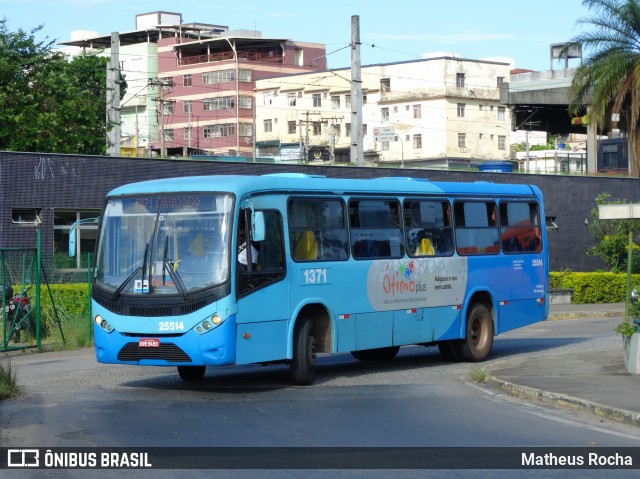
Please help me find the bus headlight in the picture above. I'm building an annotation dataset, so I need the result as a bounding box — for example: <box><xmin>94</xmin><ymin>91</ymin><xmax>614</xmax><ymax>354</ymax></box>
<box><xmin>194</xmin><ymin>314</ymin><xmax>225</xmax><ymax>335</ymax></box>
<box><xmin>94</xmin><ymin>314</ymin><xmax>114</xmax><ymax>333</ymax></box>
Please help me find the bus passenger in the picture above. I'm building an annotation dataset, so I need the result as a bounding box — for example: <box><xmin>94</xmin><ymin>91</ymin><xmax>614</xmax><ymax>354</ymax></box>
<box><xmin>237</xmin><ymin>228</ymin><xmax>258</xmax><ymax>270</ymax></box>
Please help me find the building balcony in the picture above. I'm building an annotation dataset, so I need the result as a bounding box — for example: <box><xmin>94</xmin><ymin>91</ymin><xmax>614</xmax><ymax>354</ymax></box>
<box><xmin>178</xmin><ymin>50</ymin><xmax>284</xmax><ymax>67</ymax></box>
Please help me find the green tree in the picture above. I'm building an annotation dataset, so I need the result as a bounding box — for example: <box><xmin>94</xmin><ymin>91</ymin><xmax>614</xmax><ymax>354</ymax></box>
<box><xmin>0</xmin><ymin>19</ymin><xmax>115</xmax><ymax>155</ymax></box>
<box><xmin>587</xmin><ymin>193</ymin><xmax>640</xmax><ymax>272</ymax></box>
<box><xmin>564</xmin><ymin>0</ymin><xmax>640</xmax><ymax>177</ymax></box>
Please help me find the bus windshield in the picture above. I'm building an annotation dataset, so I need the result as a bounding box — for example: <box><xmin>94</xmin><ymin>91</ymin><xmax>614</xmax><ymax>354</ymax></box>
<box><xmin>95</xmin><ymin>194</ymin><xmax>232</xmax><ymax>297</ymax></box>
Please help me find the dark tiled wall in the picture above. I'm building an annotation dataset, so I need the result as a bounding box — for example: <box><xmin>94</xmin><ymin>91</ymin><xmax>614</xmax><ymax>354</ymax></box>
<box><xmin>3</xmin><ymin>151</ymin><xmax>639</xmax><ymax>273</ymax></box>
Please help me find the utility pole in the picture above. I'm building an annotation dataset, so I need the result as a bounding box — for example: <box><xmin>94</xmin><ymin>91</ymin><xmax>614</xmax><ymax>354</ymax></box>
<box><xmin>150</xmin><ymin>78</ymin><xmax>174</xmax><ymax>157</ymax></box>
<box><xmin>106</xmin><ymin>32</ymin><xmax>121</xmax><ymax>156</ymax></box>
<box><xmin>298</xmin><ymin>111</ymin><xmax>321</xmax><ymax>162</ymax></box>
<box><xmin>350</xmin><ymin>15</ymin><xmax>364</xmax><ymax>166</ymax></box>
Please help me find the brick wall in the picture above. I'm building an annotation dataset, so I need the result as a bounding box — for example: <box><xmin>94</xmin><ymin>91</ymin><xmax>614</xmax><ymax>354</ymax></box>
<box><xmin>2</xmin><ymin>151</ymin><xmax>639</xmax><ymax>273</ymax></box>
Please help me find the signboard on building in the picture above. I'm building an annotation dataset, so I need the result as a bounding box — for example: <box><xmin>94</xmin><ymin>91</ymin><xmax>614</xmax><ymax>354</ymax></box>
<box><xmin>374</xmin><ymin>127</ymin><xmax>395</xmax><ymax>142</ymax></box>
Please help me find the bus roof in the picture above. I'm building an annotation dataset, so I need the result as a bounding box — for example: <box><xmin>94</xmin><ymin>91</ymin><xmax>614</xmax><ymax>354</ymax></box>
<box><xmin>106</xmin><ymin>173</ymin><xmax>541</xmax><ymax>200</ymax></box>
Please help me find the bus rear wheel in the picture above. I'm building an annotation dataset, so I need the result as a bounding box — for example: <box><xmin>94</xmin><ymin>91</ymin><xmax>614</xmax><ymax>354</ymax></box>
<box><xmin>289</xmin><ymin>317</ymin><xmax>316</xmax><ymax>386</ymax></box>
<box><xmin>457</xmin><ymin>303</ymin><xmax>494</xmax><ymax>361</ymax></box>
<box><xmin>178</xmin><ymin>365</ymin><xmax>206</xmax><ymax>381</ymax></box>
<box><xmin>351</xmin><ymin>346</ymin><xmax>400</xmax><ymax>361</ymax></box>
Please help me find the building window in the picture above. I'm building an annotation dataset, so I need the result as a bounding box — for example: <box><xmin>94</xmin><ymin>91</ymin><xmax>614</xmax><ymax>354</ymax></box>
<box><xmin>203</xmin><ymin>96</ymin><xmax>234</xmax><ymax>111</ymax></box>
<box><xmin>381</xmin><ymin>141</ymin><xmax>389</xmax><ymax>151</ymax></box>
<box><xmin>239</xmin><ymin>96</ymin><xmax>252</xmax><ymax>109</ymax></box>
<box><xmin>381</xmin><ymin>107</ymin><xmax>389</xmax><ymax>122</ymax></box>
<box><xmin>497</xmin><ymin>107</ymin><xmax>506</xmax><ymax>121</ymax></box>
<box><xmin>497</xmin><ymin>76</ymin><xmax>505</xmax><ymax>86</ymax></box>
<box><xmin>345</xmin><ymin>123</ymin><xmax>351</xmax><ymax>137</ymax></box>
<box><xmin>183</xmin><ymin>74</ymin><xmax>192</xmax><ymax>87</ymax></box>
<box><xmin>184</xmin><ymin>127</ymin><xmax>192</xmax><ymax>141</ymax></box>
<box><xmin>239</xmin><ymin>123</ymin><xmax>253</xmax><ymax>137</ymax></box>
<box><xmin>163</xmin><ymin>102</ymin><xmax>174</xmax><ymax>116</ymax></box>
<box><xmin>163</xmin><ymin>129</ymin><xmax>174</xmax><ymax>142</ymax></box>
<box><xmin>457</xmin><ymin>103</ymin><xmax>465</xmax><ymax>118</ymax></box>
<box><xmin>456</xmin><ymin>73</ymin><xmax>465</xmax><ymax>88</ymax></box>
<box><xmin>183</xmin><ymin>100</ymin><xmax>192</xmax><ymax>114</ymax></box>
<box><xmin>203</xmin><ymin>69</ymin><xmax>234</xmax><ymax>84</ymax></box>
<box><xmin>54</xmin><ymin>210</ymin><xmax>99</xmax><ymax>269</ymax></box>
<box><xmin>262</xmin><ymin>92</ymin><xmax>274</xmax><ymax>105</ymax></box>
<box><xmin>313</xmin><ymin>93</ymin><xmax>322</xmax><ymax>107</ymax></box>
<box><xmin>380</xmin><ymin>78</ymin><xmax>391</xmax><ymax>93</ymax></box>
<box><xmin>458</xmin><ymin>133</ymin><xmax>466</xmax><ymax>148</ymax></box>
<box><xmin>345</xmin><ymin>95</ymin><xmax>351</xmax><ymax>109</ymax></box>
<box><xmin>288</xmin><ymin>121</ymin><xmax>297</xmax><ymax>134</ymax></box>
<box><xmin>362</xmin><ymin>124</ymin><xmax>367</xmax><ymax>137</ymax></box>
<box><xmin>238</xmin><ymin>69</ymin><xmax>252</xmax><ymax>82</ymax></box>
<box><xmin>413</xmin><ymin>104</ymin><xmax>421</xmax><ymax>119</ymax></box>
<box><xmin>362</xmin><ymin>92</ymin><xmax>367</xmax><ymax>104</ymax></box>
<box><xmin>413</xmin><ymin>134</ymin><xmax>422</xmax><ymax>149</ymax></box>
<box><xmin>312</xmin><ymin>122</ymin><xmax>322</xmax><ymax>135</ymax></box>
<box><xmin>204</xmin><ymin>124</ymin><xmax>234</xmax><ymax>138</ymax></box>
<box><xmin>264</xmin><ymin>119</ymin><xmax>273</xmax><ymax>133</ymax></box>
<box><xmin>288</xmin><ymin>93</ymin><xmax>297</xmax><ymax>106</ymax></box>
<box><xmin>11</xmin><ymin>208</ymin><xmax>41</xmax><ymax>225</ymax></box>
<box><xmin>498</xmin><ymin>135</ymin><xmax>506</xmax><ymax>150</ymax></box>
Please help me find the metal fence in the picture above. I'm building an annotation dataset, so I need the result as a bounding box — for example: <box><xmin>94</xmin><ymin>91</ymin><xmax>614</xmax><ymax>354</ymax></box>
<box><xmin>1</xmin><ymin>235</ymin><xmax>92</xmax><ymax>352</ymax></box>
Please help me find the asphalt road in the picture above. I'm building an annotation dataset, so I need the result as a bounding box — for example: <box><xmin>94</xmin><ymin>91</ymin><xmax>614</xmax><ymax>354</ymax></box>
<box><xmin>1</xmin><ymin>316</ymin><xmax>638</xmax><ymax>479</ymax></box>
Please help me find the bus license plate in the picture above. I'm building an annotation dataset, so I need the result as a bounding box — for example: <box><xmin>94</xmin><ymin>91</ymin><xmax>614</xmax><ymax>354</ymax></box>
<box><xmin>138</xmin><ymin>338</ymin><xmax>160</xmax><ymax>348</ymax></box>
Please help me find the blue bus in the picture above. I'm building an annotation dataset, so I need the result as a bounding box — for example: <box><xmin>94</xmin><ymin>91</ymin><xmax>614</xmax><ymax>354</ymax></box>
<box><xmin>84</xmin><ymin>173</ymin><xmax>548</xmax><ymax>385</ymax></box>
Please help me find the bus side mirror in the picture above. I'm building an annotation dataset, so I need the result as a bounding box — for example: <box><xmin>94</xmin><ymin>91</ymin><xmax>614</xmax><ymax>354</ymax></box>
<box><xmin>69</xmin><ymin>218</ymin><xmax>99</xmax><ymax>257</ymax></box>
<box><xmin>252</xmin><ymin>211</ymin><xmax>265</xmax><ymax>242</ymax></box>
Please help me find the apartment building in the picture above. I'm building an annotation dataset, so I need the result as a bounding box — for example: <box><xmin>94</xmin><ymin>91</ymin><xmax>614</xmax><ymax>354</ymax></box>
<box><xmin>156</xmin><ymin>34</ymin><xmax>326</xmax><ymax>157</ymax></box>
<box><xmin>254</xmin><ymin>56</ymin><xmax>511</xmax><ymax>166</ymax></box>
<box><xmin>60</xmin><ymin>11</ymin><xmax>326</xmax><ymax>157</ymax></box>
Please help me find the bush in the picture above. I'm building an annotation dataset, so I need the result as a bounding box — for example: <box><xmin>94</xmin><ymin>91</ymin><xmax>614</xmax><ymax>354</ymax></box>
<box><xmin>550</xmin><ymin>272</ymin><xmax>640</xmax><ymax>303</ymax></box>
<box><xmin>37</xmin><ymin>283</ymin><xmax>90</xmax><ymax>348</ymax></box>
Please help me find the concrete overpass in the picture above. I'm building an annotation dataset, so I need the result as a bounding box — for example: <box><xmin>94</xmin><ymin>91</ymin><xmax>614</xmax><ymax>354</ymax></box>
<box><xmin>501</xmin><ymin>68</ymin><xmax>598</xmax><ymax>172</ymax></box>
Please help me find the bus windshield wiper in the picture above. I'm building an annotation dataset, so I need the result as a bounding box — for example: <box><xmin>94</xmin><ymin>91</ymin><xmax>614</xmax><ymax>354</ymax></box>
<box><xmin>163</xmin><ymin>258</ymin><xmax>189</xmax><ymax>301</ymax></box>
<box><xmin>111</xmin><ymin>267</ymin><xmax>141</xmax><ymax>301</ymax></box>
<box><xmin>111</xmin><ymin>243</ymin><xmax>148</xmax><ymax>301</ymax></box>
<box><xmin>162</xmin><ymin>236</ymin><xmax>189</xmax><ymax>301</ymax></box>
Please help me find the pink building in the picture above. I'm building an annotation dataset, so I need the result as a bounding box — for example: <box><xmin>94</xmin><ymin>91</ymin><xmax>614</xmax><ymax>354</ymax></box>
<box><xmin>156</xmin><ymin>35</ymin><xmax>326</xmax><ymax>157</ymax></box>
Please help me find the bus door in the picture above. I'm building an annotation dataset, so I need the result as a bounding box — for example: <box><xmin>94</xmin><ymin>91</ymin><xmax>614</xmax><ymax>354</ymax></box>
<box><xmin>235</xmin><ymin>205</ymin><xmax>289</xmax><ymax>364</ymax></box>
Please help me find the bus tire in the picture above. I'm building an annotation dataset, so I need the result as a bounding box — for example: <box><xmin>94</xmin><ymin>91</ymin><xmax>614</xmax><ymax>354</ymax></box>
<box><xmin>458</xmin><ymin>303</ymin><xmax>494</xmax><ymax>361</ymax></box>
<box><xmin>178</xmin><ymin>366</ymin><xmax>206</xmax><ymax>381</ymax></box>
<box><xmin>350</xmin><ymin>346</ymin><xmax>400</xmax><ymax>361</ymax></box>
<box><xmin>289</xmin><ymin>317</ymin><xmax>316</xmax><ymax>386</ymax></box>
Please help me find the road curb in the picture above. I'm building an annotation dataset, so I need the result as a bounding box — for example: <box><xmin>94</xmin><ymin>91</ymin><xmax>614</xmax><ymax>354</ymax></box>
<box><xmin>548</xmin><ymin>311</ymin><xmax>624</xmax><ymax>321</ymax></box>
<box><xmin>485</xmin><ymin>375</ymin><xmax>640</xmax><ymax>428</ymax></box>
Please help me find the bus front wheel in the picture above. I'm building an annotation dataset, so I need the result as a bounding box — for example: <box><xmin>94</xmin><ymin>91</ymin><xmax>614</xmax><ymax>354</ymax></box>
<box><xmin>458</xmin><ymin>303</ymin><xmax>494</xmax><ymax>361</ymax></box>
<box><xmin>289</xmin><ymin>317</ymin><xmax>316</xmax><ymax>386</ymax></box>
<box><xmin>178</xmin><ymin>365</ymin><xmax>206</xmax><ymax>381</ymax></box>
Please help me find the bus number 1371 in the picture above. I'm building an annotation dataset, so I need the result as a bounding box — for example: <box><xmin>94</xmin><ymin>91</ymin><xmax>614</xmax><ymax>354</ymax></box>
<box><xmin>302</xmin><ymin>268</ymin><xmax>328</xmax><ymax>285</ymax></box>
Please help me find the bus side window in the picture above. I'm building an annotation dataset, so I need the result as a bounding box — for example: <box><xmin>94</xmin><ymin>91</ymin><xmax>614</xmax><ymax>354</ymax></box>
<box><xmin>350</xmin><ymin>199</ymin><xmax>404</xmax><ymax>259</ymax></box>
<box><xmin>288</xmin><ymin>198</ymin><xmax>348</xmax><ymax>262</ymax></box>
<box><xmin>404</xmin><ymin>199</ymin><xmax>453</xmax><ymax>257</ymax></box>
<box><xmin>500</xmin><ymin>202</ymin><xmax>542</xmax><ymax>253</ymax></box>
<box><xmin>454</xmin><ymin>201</ymin><xmax>499</xmax><ymax>255</ymax></box>
<box><xmin>237</xmin><ymin>210</ymin><xmax>285</xmax><ymax>297</ymax></box>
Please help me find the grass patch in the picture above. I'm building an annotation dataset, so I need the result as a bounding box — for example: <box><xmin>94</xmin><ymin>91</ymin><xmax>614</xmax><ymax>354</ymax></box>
<box><xmin>468</xmin><ymin>367</ymin><xmax>487</xmax><ymax>383</ymax></box>
<box><xmin>0</xmin><ymin>357</ymin><xmax>20</xmax><ymax>399</ymax></box>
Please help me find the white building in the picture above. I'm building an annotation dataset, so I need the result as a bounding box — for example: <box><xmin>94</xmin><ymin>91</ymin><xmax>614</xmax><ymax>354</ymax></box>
<box><xmin>254</xmin><ymin>56</ymin><xmax>512</xmax><ymax>167</ymax></box>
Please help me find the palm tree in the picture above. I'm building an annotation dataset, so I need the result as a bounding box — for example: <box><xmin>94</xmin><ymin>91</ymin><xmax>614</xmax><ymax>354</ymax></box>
<box><xmin>564</xmin><ymin>0</ymin><xmax>640</xmax><ymax>177</ymax></box>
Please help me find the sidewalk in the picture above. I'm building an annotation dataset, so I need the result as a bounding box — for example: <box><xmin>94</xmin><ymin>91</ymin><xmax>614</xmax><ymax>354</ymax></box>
<box><xmin>486</xmin><ymin>302</ymin><xmax>640</xmax><ymax>427</ymax></box>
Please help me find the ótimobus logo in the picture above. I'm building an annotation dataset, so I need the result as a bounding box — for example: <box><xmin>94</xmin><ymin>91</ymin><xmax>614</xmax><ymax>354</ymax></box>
<box><xmin>7</xmin><ymin>449</ymin><xmax>39</xmax><ymax>467</ymax></box>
